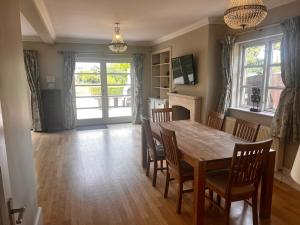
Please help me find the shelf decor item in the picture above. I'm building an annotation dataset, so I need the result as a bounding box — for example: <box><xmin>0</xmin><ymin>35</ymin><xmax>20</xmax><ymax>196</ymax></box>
<box><xmin>108</xmin><ymin>23</ymin><xmax>128</xmax><ymax>53</ymax></box>
<box><xmin>224</xmin><ymin>0</ymin><xmax>268</xmax><ymax>29</ymax></box>
<box><xmin>250</xmin><ymin>87</ymin><xmax>261</xmax><ymax>112</ymax></box>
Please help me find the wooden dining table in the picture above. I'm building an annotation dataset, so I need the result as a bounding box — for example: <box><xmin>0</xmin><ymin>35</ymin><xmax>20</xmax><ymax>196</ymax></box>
<box><xmin>141</xmin><ymin>120</ymin><xmax>276</xmax><ymax>225</ymax></box>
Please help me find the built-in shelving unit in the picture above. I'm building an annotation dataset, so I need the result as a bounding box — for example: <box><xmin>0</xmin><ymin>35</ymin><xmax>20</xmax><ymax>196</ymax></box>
<box><xmin>151</xmin><ymin>48</ymin><xmax>172</xmax><ymax>99</ymax></box>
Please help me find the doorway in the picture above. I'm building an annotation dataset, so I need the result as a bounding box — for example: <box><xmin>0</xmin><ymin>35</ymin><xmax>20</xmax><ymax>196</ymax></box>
<box><xmin>74</xmin><ymin>59</ymin><xmax>133</xmax><ymax>126</ymax></box>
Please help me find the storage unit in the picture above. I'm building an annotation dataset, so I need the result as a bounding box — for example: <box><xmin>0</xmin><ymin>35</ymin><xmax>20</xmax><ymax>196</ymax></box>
<box><xmin>41</xmin><ymin>89</ymin><xmax>63</xmax><ymax>131</ymax></box>
<box><xmin>151</xmin><ymin>48</ymin><xmax>172</xmax><ymax>99</ymax></box>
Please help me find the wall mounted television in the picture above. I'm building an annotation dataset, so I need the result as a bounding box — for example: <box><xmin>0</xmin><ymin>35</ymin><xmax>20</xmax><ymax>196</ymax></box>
<box><xmin>171</xmin><ymin>54</ymin><xmax>196</xmax><ymax>85</ymax></box>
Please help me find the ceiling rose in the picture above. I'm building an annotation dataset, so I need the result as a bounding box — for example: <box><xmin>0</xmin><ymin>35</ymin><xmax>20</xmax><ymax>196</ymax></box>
<box><xmin>224</xmin><ymin>0</ymin><xmax>268</xmax><ymax>29</ymax></box>
<box><xmin>108</xmin><ymin>23</ymin><xmax>128</xmax><ymax>53</ymax></box>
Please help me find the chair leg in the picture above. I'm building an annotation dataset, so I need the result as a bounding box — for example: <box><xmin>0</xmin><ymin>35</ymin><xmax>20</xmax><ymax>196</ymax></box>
<box><xmin>146</xmin><ymin>151</ymin><xmax>150</xmax><ymax>177</ymax></box>
<box><xmin>164</xmin><ymin>170</ymin><xmax>170</xmax><ymax>198</ymax></box>
<box><xmin>224</xmin><ymin>200</ymin><xmax>231</xmax><ymax>225</ymax></box>
<box><xmin>252</xmin><ymin>194</ymin><xmax>259</xmax><ymax>225</ymax></box>
<box><xmin>209</xmin><ymin>189</ymin><xmax>214</xmax><ymax>207</ymax></box>
<box><xmin>176</xmin><ymin>181</ymin><xmax>183</xmax><ymax>214</ymax></box>
<box><xmin>160</xmin><ymin>159</ymin><xmax>163</xmax><ymax>171</ymax></box>
<box><xmin>152</xmin><ymin>161</ymin><xmax>158</xmax><ymax>187</ymax></box>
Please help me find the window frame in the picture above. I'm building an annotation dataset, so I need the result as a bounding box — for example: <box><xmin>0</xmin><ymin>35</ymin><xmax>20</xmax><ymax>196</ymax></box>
<box><xmin>73</xmin><ymin>57</ymin><xmax>134</xmax><ymax>125</ymax></box>
<box><xmin>237</xmin><ymin>36</ymin><xmax>283</xmax><ymax>113</ymax></box>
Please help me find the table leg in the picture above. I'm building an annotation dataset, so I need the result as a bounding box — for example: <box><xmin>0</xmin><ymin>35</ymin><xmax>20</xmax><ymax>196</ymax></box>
<box><xmin>260</xmin><ymin>150</ymin><xmax>276</xmax><ymax>218</ymax></box>
<box><xmin>193</xmin><ymin>161</ymin><xmax>206</xmax><ymax>225</ymax></box>
<box><xmin>141</xmin><ymin>125</ymin><xmax>147</xmax><ymax>168</ymax></box>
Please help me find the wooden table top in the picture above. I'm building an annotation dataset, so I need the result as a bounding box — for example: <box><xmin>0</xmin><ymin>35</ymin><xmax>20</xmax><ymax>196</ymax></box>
<box><xmin>151</xmin><ymin>120</ymin><xmax>249</xmax><ymax>162</ymax></box>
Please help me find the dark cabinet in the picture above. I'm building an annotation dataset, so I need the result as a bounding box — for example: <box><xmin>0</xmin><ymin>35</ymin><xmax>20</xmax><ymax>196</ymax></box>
<box><xmin>42</xmin><ymin>89</ymin><xmax>63</xmax><ymax>131</ymax></box>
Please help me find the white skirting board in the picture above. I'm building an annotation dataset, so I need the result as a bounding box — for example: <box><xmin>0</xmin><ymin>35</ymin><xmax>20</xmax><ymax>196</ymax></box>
<box><xmin>34</xmin><ymin>207</ymin><xmax>43</xmax><ymax>225</ymax></box>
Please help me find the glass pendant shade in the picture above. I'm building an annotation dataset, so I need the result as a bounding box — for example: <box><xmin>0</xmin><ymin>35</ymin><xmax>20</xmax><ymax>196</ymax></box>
<box><xmin>108</xmin><ymin>23</ymin><xmax>128</xmax><ymax>53</ymax></box>
<box><xmin>224</xmin><ymin>0</ymin><xmax>268</xmax><ymax>29</ymax></box>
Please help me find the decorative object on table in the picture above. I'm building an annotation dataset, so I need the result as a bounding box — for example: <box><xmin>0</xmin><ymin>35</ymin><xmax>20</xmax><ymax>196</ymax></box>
<box><xmin>108</xmin><ymin>23</ymin><xmax>128</xmax><ymax>53</ymax></box>
<box><xmin>250</xmin><ymin>87</ymin><xmax>261</xmax><ymax>112</ymax></box>
<box><xmin>224</xmin><ymin>0</ymin><xmax>268</xmax><ymax>29</ymax></box>
<box><xmin>291</xmin><ymin>146</ymin><xmax>300</xmax><ymax>184</ymax></box>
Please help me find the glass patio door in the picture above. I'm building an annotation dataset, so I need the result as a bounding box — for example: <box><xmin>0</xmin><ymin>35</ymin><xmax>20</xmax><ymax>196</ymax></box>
<box><xmin>105</xmin><ymin>61</ymin><xmax>132</xmax><ymax>123</ymax></box>
<box><xmin>74</xmin><ymin>60</ymin><xmax>132</xmax><ymax>126</ymax></box>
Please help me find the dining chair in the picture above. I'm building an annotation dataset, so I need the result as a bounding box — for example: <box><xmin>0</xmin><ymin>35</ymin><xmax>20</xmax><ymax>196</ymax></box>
<box><xmin>233</xmin><ymin>119</ymin><xmax>260</xmax><ymax>142</ymax></box>
<box><xmin>152</xmin><ymin>108</ymin><xmax>173</xmax><ymax>123</ymax></box>
<box><xmin>207</xmin><ymin>112</ymin><xmax>225</xmax><ymax>130</ymax></box>
<box><xmin>205</xmin><ymin>139</ymin><xmax>273</xmax><ymax>225</ymax></box>
<box><xmin>141</xmin><ymin>117</ymin><xmax>167</xmax><ymax>187</ymax></box>
<box><xmin>159</xmin><ymin>125</ymin><xmax>193</xmax><ymax>213</ymax></box>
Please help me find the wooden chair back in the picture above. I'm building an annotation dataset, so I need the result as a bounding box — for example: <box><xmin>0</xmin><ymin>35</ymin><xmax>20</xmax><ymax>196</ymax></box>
<box><xmin>233</xmin><ymin>119</ymin><xmax>260</xmax><ymax>142</ymax></box>
<box><xmin>227</xmin><ymin>139</ymin><xmax>273</xmax><ymax>195</ymax></box>
<box><xmin>141</xmin><ymin>117</ymin><xmax>156</xmax><ymax>159</ymax></box>
<box><xmin>152</xmin><ymin>108</ymin><xmax>173</xmax><ymax>123</ymax></box>
<box><xmin>207</xmin><ymin>112</ymin><xmax>225</xmax><ymax>130</ymax></box>
<box><xmin>159</xmin><ymin>125</ymin><xmax>181</xmax><ymax>172</ymax></box>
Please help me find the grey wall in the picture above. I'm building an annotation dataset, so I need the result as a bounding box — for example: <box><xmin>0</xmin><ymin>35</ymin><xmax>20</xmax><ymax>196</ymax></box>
<box><xmin>152</xmin><ymin>24</ymin><xmax>227</xmax><ymax>122</ymax></box>
<box><xmin>0</xmin><ymin>0</ymin><xmax>40</xmax><ymax>224</ymax></box>
<box><xmin>229</xmin><ymin>0</ymin><xmax>300</xmax><ymax>169</ymax></box>
<box><xmin>23</xmin><ymin>42</ymin><xmax>152</xmax><ymax>117</ymax></box>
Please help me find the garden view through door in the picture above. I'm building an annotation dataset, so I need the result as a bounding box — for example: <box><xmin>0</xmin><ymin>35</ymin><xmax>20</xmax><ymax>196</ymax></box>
<box><xmin>74</xmin><ymin>61</ymin><xmax>132</xmax><ymax>125</ymax></box>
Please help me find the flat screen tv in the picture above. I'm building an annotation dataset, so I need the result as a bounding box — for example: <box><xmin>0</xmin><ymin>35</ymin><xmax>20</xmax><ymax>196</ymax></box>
<box><xmin>171</xmin><ymin>54</ymin><xmax>196</xmax><ymax>85</ymax></box>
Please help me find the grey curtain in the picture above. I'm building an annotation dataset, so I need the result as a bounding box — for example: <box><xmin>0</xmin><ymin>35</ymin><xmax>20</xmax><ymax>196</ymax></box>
<box><xmin>63</xmin><ymin>51</ymin><xmax>76</xmax><ymax>129</ymax></box>
<box><xmin>217</xmin><ymin>34</ymin><xmax>236</xmax><ymax>114</ymax></box>
<box><xmin>132</xmin><ymin>54</ymin><xmax>145</xmax><ymax>124</ymax></box>
<box><xmin>271</xmin><ymin>17</ymin><xmax>300</xmax><ymax>143</ymax></box>
<box><xmin>23</xmin><ymin>50</ymin><xmax>44</xmax><ymax>131</ymax></box>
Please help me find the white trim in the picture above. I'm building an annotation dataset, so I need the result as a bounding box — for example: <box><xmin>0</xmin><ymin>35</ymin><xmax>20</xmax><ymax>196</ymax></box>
<box><xmin>152</xmin><ymin>18</ymin><xmax>210</xmax><ymax>45</ymax></box>
<box><xmin>22</xmin><ymin>36</ymin><xmax>153</xmax><ymax>46</ymax></box>
<box><xmin>265</xmin><ymin>0</ymin><xmax>296</xmax><ymax>9</ymax></box>
<box><xmin>34</xmin><ymin>207</ymin><xmax>43</xmax><ymax>225</ymax></box>
<box><xmin>33</xmin><ymin>0</ymin><xmax>56</xmax><ymax>40</ymax></box>
<box><xmin>151</xmin><ymin>16</ymin><xmax>225</xmax><ymax>45</ymax></box>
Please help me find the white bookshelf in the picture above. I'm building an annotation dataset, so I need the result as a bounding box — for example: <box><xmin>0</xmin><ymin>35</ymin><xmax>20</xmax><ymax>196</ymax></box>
<box><xmin>151</xmin><ymin>48</ymin><xmax>172</xmax><ymax>99</ymax></box>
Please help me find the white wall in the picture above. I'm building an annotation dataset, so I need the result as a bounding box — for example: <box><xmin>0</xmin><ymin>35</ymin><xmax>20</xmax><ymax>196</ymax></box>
<box><xmin>0</xmin><ymin>0</ymin><xmax>41</xmax><ymax>225</ymax></box>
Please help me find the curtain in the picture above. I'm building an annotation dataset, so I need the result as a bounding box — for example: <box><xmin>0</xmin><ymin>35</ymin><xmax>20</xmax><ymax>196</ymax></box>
<box><xmin>23</xmin><ymin>50</ymin><xmax>44</xmax><ymax>131</ymax></box>
<box><xmin>271</xmin><ymin>17</ymin><xmax>300</xmax><ymax>143</ymax></box>
<box><xmin>62</xmin><ymin>51</ymin><xmax>76</xmax><ymax>129</ymax></box>
<box><xmin>217</xmin><ymin>34</ymin><xmax>236</xmax><ymax>114</ymax></box>
<box><xmin>132</xmin><ymin>54</ymin><xmax>145</xmax><ymax>124</ymax></box>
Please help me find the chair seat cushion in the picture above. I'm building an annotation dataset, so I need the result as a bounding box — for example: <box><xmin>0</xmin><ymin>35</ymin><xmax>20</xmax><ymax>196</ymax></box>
<box><xmin>206</xmin><ymin>169</ymin><xmax>255</xmax><ymax>200</ymax></box>
<box><xmin>155</xmin><ymin>144</ymin><xmax>165</xmax><ymax>159</ymax></box>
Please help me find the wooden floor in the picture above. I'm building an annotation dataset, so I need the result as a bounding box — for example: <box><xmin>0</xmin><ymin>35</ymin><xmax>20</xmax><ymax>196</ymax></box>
<box><xmin>32</xmin><ymin>124</ymin><xmax>300</xmax><ymax>225</ymax></box>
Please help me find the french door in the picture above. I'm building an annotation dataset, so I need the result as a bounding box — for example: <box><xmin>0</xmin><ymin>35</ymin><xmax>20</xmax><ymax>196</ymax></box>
<box><xmin>74</xmin><ymin>59</ymin><xmax>133</xmax><ymax>126</ymax></box>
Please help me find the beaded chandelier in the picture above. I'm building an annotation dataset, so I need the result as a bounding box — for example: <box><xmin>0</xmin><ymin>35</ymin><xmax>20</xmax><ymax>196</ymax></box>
<box><xmin>108</xmin><ymin>23</ymin><xmax>128</xmax><ymax>53</ymax></box>
<box><xmin>224</xmin><ymin>0</ymin><xmax>268</xmax><ymax>29</ymax></box>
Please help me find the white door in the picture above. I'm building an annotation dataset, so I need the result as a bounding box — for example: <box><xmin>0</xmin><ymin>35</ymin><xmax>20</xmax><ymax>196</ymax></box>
<box><xmin>0</xmin><ymin>100</ymin><xmax>18</xmax><ymax>225</ymax></box>
<box><xmin>74</xmin><ymin>59</ymin><xmax>133</xmax><ymax>126</ymax></box>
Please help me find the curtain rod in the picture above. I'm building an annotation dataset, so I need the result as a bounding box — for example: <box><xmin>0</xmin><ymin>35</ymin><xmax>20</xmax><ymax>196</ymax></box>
<box><xmin>57</xmin><ymin>50</ymin><xmax>129</xmax><ymax>56</ymax></box>
<box><xmin>234</xmin><ymin>22</ymin><xmax>281</xmax><ymax>36</ymax></box>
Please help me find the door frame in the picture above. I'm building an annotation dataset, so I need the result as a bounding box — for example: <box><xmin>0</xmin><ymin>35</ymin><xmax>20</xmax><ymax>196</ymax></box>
<box><xmin>74</xmin><ymin>56</ymin><xmax>134</xmax><ymax>126</ymax></box>
<box><xmin>0</xmin><ymin>100</ymin><xmax>13</xmax><ymax>225</ymax></box>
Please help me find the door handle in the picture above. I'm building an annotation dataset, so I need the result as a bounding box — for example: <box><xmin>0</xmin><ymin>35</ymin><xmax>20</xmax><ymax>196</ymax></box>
<box><xmin>8</xmin><ymin>198</ymin><xmax>26</xmax><ymax>224</ymax></box>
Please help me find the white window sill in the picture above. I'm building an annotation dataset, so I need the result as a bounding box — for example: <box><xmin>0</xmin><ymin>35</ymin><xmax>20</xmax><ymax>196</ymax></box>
<box><xmin>229</xmin><ymin>107</ymin><xmax>274</xmax><ymax>118</ymax></box>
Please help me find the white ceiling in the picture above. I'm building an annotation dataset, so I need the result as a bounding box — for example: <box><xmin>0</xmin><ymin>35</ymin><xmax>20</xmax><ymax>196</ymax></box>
<box><xmin>20</xmin><ymin>0</ymin><xmax>296</xmax><ymax>44</ymax></box>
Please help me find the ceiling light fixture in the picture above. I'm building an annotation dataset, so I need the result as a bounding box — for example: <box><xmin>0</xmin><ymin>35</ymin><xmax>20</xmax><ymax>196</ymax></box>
<box><xmin>224</xmin><ymin>0</ymin><xmax>268</xmax><ymax>29</ymax></box>
<box><xmin>108</xmin><ymin>23</ymin><xmax>128</xmax><ymax>53</ymax></box>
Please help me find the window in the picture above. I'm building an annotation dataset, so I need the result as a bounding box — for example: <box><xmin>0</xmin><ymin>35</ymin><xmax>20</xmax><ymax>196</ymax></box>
<box><xmin>74</xmin><ymin>61</ymin><xmax>132</xmax><ymax>123</ymax></box>
<box><xmin>74</xmin><ymin>62</ymin><xmax>103</xmax><ymax>119</ymax></box>
<box><xmin>238</xmin><ymin>37</ymin><xmax>284</xmax><ymax>112</ymax></box>
<box><xmin>106</xmin><ymin>62</ymin><xmax>132</xmax><ymax>118</ymax></box>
